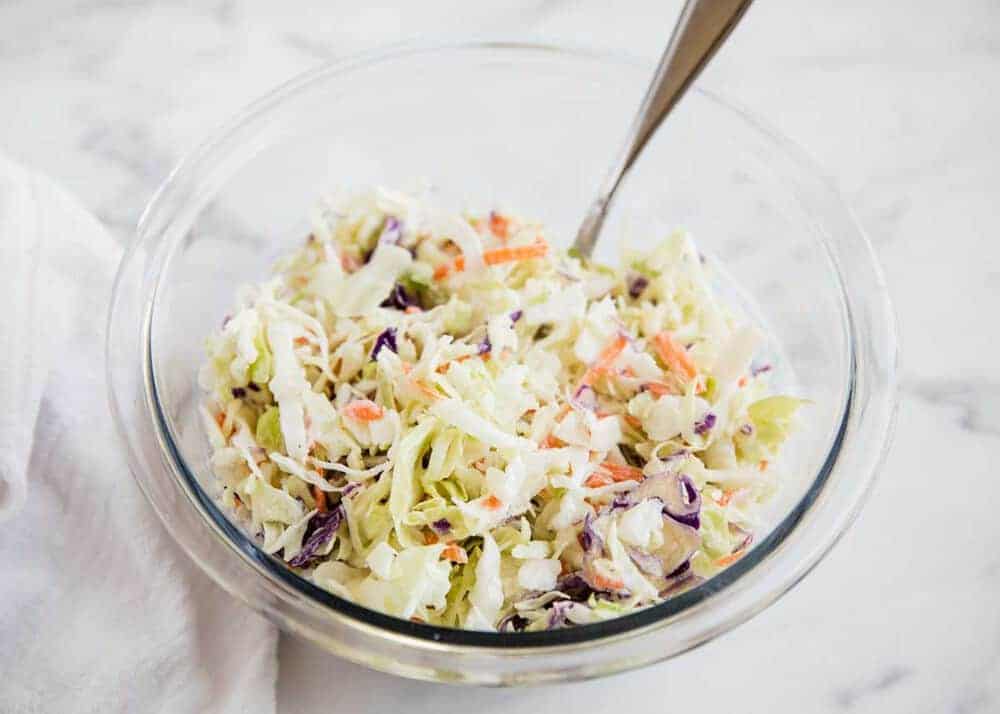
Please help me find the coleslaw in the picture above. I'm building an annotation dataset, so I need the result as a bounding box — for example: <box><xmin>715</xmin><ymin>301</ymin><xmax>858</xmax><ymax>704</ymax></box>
<box><xmin>199</xmin><ymin>187</ymin><xmax>803</xmax><ymax>631</ymax></box>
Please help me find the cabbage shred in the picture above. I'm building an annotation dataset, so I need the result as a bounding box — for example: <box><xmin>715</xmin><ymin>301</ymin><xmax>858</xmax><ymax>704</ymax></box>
<box><xmin>200</xmin><ymin>187</ymin><xmax>803</xmax><ymax>631</ymax></box>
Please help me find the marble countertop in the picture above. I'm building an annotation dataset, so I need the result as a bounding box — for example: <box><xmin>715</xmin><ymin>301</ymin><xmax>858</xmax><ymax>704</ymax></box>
<box><xmin>3</xmin><ymin>1</ymin><xmax>998</xmax><ymax>712</ymax></box>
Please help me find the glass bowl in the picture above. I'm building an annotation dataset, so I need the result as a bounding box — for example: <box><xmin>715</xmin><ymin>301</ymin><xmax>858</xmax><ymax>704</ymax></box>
<box><xmin>107</xmin><ymin>41</ymin><xmax>897</xmax><ymax>685</ymax></box>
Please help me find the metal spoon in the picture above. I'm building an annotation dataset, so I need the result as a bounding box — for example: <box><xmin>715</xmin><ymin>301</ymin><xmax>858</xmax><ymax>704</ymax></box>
<box><xmin>572</xmin><ymin>0</ymin><xmax>754</xmax><ymax>257</ymax></box>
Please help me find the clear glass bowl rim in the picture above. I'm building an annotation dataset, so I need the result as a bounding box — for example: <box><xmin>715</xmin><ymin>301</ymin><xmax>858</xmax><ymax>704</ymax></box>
<box><xmin>108</xmin><ymin>38</ymin><xmax>899</xmax><ymax>665</ymax></box>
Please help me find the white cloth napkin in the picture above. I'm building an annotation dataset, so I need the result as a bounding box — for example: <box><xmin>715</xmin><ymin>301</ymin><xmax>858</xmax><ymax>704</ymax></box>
<box><xmin>0</xmin><ymin>155</ymin><xmax>278</xmax><ymax>714</ymax></box>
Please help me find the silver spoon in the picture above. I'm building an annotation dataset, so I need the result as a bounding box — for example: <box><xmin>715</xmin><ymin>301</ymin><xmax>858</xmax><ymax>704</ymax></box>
<box><xmin>572</xmin><ymin>0</ymin><xmax>755</xmax><ymax>257</ymax></box>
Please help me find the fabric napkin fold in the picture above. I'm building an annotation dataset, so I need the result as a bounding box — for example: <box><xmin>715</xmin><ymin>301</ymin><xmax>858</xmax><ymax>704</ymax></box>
<box><xmin>0</xmin><ymin>154</ymin><xmax>278</xmax><ymax>714</ymax></box>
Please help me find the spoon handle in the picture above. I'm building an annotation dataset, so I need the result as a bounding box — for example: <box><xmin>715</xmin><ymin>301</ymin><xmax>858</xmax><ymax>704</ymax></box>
<box><xmin>573</xmin><ymin>0</ymin><xmax>754</xmax><ymax>257</ymax></box>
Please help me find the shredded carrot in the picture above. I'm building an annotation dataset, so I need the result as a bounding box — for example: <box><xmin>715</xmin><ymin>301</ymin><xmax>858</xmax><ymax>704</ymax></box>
<box><xmin>488</xmin><ymin>211</ymin><xmax>510</xmax><ymax>240</ymax></box>
<box><xmin>578</xmin><ymin>333</ymin><xmax>629</xmax><ymax>390</ymax></box>
<box><xmin>482</xmin><ymin>494</ymin><xmax>503</xmax><ymax>511</ymax></box>
<box><xmin>738</xmin><ymin>375</ymin><xmax>749</xmax><ymax>388</ymax></box>
<box><xmin>540</xmin><ymin>434</ymin><xmax>565</xmax><ymax>449</ymax></box>
<box><xmin>411</xmin><ymin>379</ymin><xmax>440</xmax><ymax>401</ymax></box>
<box><xmin>342</xmin><ymin>399</ymin><xmax>385</xmax><ymax>422</ymax></box>
<box><xmin>590</xmin><ymin>572</ymin><xmax>625</xmax><ymax>591</ymax></box>
<box><xmin>340</xmin><ymin>252</ymin><xmax>360</xmax><ymax>273</ymax></box>
<box><xmin>716</xmin><ymin>490</ymin><xmax>734</xmax><ymax>507</ymax></box>
<box><xmin>623</xmin><ymin>414</ymin><xmax>643</xmax><ymax>429</ymax></box>
<box><xmin>312</xmin><ymin>485</ymin><xmax>327</xmax><ymax>512</ymax></box>
<box><xmin>715</xmin><ymin>551</ymin><xmax>745</xmax><ymax>567</ymax></box>
<box><xmin>441</xmin><ymin>544</ymin><xmax>469</xmax><ymax>564</ymax></box>
<box><xmin>424</xmin><ymin>530</ymin><xmax>439</xmax><ymax>545</ymax></box>
<box><xmin>214</xmin><ymin>412</ymin><xmax>225</xmax><ymax>428</ymax></box>
<box><xmin>758</xmin><ymin>459</ymin><xmax>769</xmax><ymax>472</ymax></box>
<box><xmin>653</xmin><ymin>331</ymin><xmax>699</xmax><ymax>380</ymax></box>
<box><xmin>643</xmin><ymin>380</ymin><xmax>680</xmax><ymax>397</ymax></box>
<box><xmin>433</xmin><ymin>239</ymin><xmax>548</xmax><ymax>281</ymax></box>
<box><xmin>599</xmin><ymin>461</ymin><xmax>645</xmax><ymax>483</ymax></box>
<box><xmin>404</xmin><ymin>305</ymin><xmax>421</xmax><ymax>314</ymax></box>
<box><xmin>585</xmin><ymin>472</ymin><xmax>613</xmax><ymax>488</ymax></box>
<box><xmin>484</xmin><ymin>239</ymin><xmax>547</xmax><ymax>266</ymax></box>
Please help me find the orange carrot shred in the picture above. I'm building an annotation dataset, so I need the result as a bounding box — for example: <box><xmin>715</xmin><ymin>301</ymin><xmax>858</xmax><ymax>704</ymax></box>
<box><xmin>424</xmin><ymin>531</ymin><xmax>439</xmax><ymax>545</ymax></box>
<box><xmin>590</xmin><ymin>572</ymin><xmax>625</xmax><ymax>591</ymax></box>
<box><xmin>717</xmin><ymin>490</ymin><xmax>734</xmax><ymax>507</ymax></box>
<box><xmin>404</xmin><ymin>305</ymin><xmax>421</xmax><ymax>314</ymax></box>
<box><xmin>293</xmin><ymin>336</ymin><xmax>309</xmax><ymax>347</ymax></box>
<box><xmin>653</xmin><ymin>331</ymin><xmax>699</xmax><ymax>381</ymax></box>
<box><xmin>715</xmin><ymin>551</ymin><xmax>745</xmax><ymax>567</ymax></box>
<box><xmin>411</xmin><ymin>379</ymin><xmax>440</xmax><ymax>401</ymax></box>
<box><xmin>482</xmin><ymin>494</ymin><xmax>503</xmax><ymax>510</ymax></box>
<box><xmin>599</xmin><ymin>461</ymin><xmax>645</xmax><ymax>483</ymax></box>
<box><xmin>585</xmin><ymin>472</ymin><xmax>613</xmax><ymax>488</ymax></box>
<box><xmin>433</xmin><ymin>240</ymin><xmax>547</xmax><ymax>281</ymax></box>
<box><xmin>540</xmin><ymin>434</ymin><xmax>564</xmax><ymax>449</ymax></box>
<box><xmin>340</xmin><ymin>252</ymin><xmax>360</xmax><ymax>273</ymax></box>
<box><xmin>483</xmin><ymin>239</ymin><xmax>548</xmax><ymax>266</ymax></box>
<box><xmin>342</xmin><ymin>399</ymin><xmax>385</xmax><ymax>422</ymax></box>
<box><xmin>312</xmin><ymin>485</ymin><xmax>327</xmax><ymax>512</ymax></box>
<box><xmin>758</xmin><ymin>459</ymin><xmax>769</xmax><ymax>472</ymax></box>
<box><xmin>578</xmin><ymin>333</ymin><xmax>629</xmax><ymax>390</ymax></box>
<box><xmin>643</xmin><ymin>380</ymin><xmax>680</xmax><ymax>397</ymax></box>
<box><xmin>738</xmin><ymin>375</ymin><xmax>749</xmax><ymax>388</ymax></box>
<box><xmin>623</xmin><ymin>414</ymin><xmax>643</xmax><ymax>429</ymax></box>
<box><xmin>488</xmin><ymin>212</ymin><xmax>510</xmax><ymax>241</ymax></box>
<box><xmin>441</xmin><ymin>544</ymin><xmax>469</xmax><ymax>564</ymax></box>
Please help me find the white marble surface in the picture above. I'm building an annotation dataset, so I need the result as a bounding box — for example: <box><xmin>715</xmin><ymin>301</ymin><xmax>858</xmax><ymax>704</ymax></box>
<box><xmin>3</xmin><ymin>1</ymin><xmax>999</xmax><ymax>712</ymax></box>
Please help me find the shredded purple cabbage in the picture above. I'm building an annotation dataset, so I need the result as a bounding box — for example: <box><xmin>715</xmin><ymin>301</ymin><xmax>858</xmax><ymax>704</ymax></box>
<box><xmin>509</xmin><ymin>309</ymin><xmax>523</xmax><ymax>323</ymax></box>
<box><xmin>730</xmin><ymin>523</ymin><xmax>754</xmax><ymax>553</ymax></box>
<box><xmin>546</xmin><ymin>600</ymin><xmax>574</xmax><ymax>629</ymax></box>
<box><xmin>380</xmin><ymin>283</ymin><xmax>416</xmax><ymax>310</ymax></box>
<box><xmin>430</xmin><ymin>518</ymin><xmax>452</xmax><ymax>535</ymax></box>
<box><xmin>478</xmin><ymin>334</ymin><xmax>492</xmax><ymax>355</ymax></box>
<box><xmin>371</xmin><ymin>327</ymin><xmax>398</xmax><ymax>360</ymax></box>
<box><xmin>627</xmin><ymin>546</ymin><xmax>665</xmax><ymax>577</ymax></box>
<box><xmin>663</xmin><ymin>448</ymin><xmax>690</xmax><ymax>463</ymax></box>
<box><xmin>669</xmin><ymin>474</ymin><xmax>702</xmax><ymax>530</ymax></box>
<box><xmin>379</xmin><ymin>216</ymin><xmax>403</xmax><ymax>245</ymax></box>
<box><xmin>694</xmin><ymin>412</ymin><xmax>717</xmax><ymax>436</ymax></box>
<box><xmin>572</xmin><ymin>384</ymin><xmax>598</xmax><ymax>411</ymax></box>
<box><xmin>288</xmin><ymin>506</ymin><xmax>344</xmax><ymax>568</ymax></box>
<box><xmin>739</xmin><ymin>423</ymin><xmax>754</xmax><ymax>436</ymax></box>
<box><xmin>231</xmin><ymin>387</ymin><xmax>246</xmax><ymax>399</ymax></box>
<box><xmin>665</xmin><ymin>559</ymin><xmax>691</xmax><ymax>579</ymax></box>
<box><xmin>633</xmin><ymin>472</ymin><xmax>702</xmax><ymax>530</ymax></box>
<box><xmin>751</xmin><ymin>363</ymin><xmax>772</xmax><ymax>377</ymax></box>
<box><xmin>577</xmin><ymin>514</ymin><xmax>604</xmax><ymax>554</ymax></box>
<box><xmin>627</xmin><ymin>274</ymin><xmax>649</xmax><ymax>299</ymax></box>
